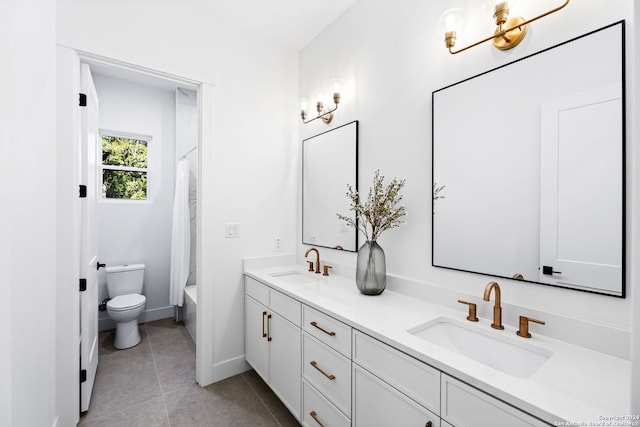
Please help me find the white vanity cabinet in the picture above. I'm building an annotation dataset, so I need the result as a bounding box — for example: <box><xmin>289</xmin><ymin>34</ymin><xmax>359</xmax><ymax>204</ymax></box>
<box><xmin>244</xmin><ymin>277</ymin><xmax>301</xmax><ymax>420</ymax></box>
<box><xmin>243</xmin><ymin>271</ymin><xmax>558</xmax><ymax>427</ymax></box>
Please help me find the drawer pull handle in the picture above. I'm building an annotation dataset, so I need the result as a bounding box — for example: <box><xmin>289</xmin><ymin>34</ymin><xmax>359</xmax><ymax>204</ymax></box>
<box><xmin>310</xmin><ymin>360</ymin><xmax>336</xmax><ymax>380</ymax></box>
<box><xmin>310</xmin><ymin>321</ymin><xmax>336</xmax><ymax>337</ymax></box>
<box><xmin>267</xmin><ymin>314</ymin><xmax>272</xmax><ymax>342</ymax></box>
<box><xmin>261</xmin><ymin>311</ymin><xmax>267</xmax><ymax>338</ymax></box>
<box><xmin>309</xmin><ymin>410</ymin><xmax>324</xmax><ymax>427</ymax></box>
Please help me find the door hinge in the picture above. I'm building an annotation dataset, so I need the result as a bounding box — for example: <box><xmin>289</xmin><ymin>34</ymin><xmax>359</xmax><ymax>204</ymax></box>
<box><xmin>79</xmin><ymin>185</ymin><xmax>87</xmax><ymax>198</ymax></box>
<box><xmin>79</xmin><ymin>278</ymin><xmax>87</xmax><ymax>292</ymax></box>
<box><xmin>79</xmin><ymin>93</ymin><xmax>87</xmax><ymax>107</ymax></box>
<box><xmin>80</xmin><ymin>369</ymin><xmax>87</xmax><ymax>383</ymax></box>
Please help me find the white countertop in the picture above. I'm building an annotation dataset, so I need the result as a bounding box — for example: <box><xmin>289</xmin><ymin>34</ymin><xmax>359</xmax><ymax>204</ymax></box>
<box><xmin>244</xmin><ymin>263</ymin><xmax>631</xmax><ymax>424</ymax></box>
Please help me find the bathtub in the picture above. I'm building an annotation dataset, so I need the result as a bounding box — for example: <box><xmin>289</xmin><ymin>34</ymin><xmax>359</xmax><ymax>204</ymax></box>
<box><xmin>184</xmin><ymin>285</ymin><xmax>197</xmax><ymax>343</ymax></box>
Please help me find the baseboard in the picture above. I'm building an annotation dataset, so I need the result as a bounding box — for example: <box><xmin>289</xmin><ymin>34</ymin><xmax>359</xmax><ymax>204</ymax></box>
<box><xmin>210</xmin><ymin>355</ymin><xmax>251</xmax><ymax>383</ymax></box>
<box><xmin>98</xmin><ymin>305</ymin><xmax>174</xmax><ymax>331</ymax></box>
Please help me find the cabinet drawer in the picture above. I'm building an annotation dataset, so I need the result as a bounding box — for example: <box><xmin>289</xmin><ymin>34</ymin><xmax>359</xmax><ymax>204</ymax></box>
<box><xmin>353</xmin><ymin>364</ymin><xmax>439</xmax><ymax>427</ymax></box>
<box><xmin>303</xmin><ymin>305</ymin><xmax>352</xmax><ymax>357</ymax></box>
<box><xmin>245</xmin><ymin>276</ymin><xmax>269</xmax><ymax>306</ymax></box>
<box><xmin>302</xmin><ymin>379</ymin><xmax>350</xmax><ymax>427</ymax></box>
<box><xmin>353</xmin><ymin>330</ymin><xmax>440</xmax><ymax>415</ymax></box>
<box><xmin>441</xmin><ymin>374</ymin><xmax>548</xmax><ymax>427</ymax></box>
<box><xmin>303</xmin><ymin>333</ymin><xmax>351</xmax><ymax>417</ymax></box>
<box><xmin>270</xmin><ymin>288</ymin><xmax>301</xmax><ymax>326</ymax></box>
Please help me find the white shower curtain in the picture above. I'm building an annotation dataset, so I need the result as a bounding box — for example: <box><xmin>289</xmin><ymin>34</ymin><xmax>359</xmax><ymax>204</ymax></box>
<box><xmin>169</xmin><ymin>158</ymin><xmax>191</xmax><ymax>307</ymax></box>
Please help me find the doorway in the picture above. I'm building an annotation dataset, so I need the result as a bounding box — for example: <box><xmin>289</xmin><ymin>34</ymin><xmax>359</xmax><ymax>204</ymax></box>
<box><xmin>77</xmin><ymin>53</ymin><xmax>203</xmax><ymax>415</ymax></box>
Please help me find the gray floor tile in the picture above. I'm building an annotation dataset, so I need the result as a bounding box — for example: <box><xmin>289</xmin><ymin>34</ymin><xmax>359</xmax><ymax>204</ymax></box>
<box><xmin>164</xmin><ymin>383</ymin><xmax>218</xmax><ymax>427</ymax></box>
<box><xmin>87</xmin><ymin>346</ymin><xmax>163</xmax><ymax>416</ymax></box>
<box><xmin>85</xmin><ymin>318</ymin><xmax>300</xmax><ymax>427</ymax></box>
<box><xmin>79</xmin><ymin>396</ymin><xmax>169</xmax><ymax>427</ymax></box>
<box><xmin>243</xmin><ymin>371</ymin><xmax>301</xmax><ymax>427</ymax></box>
<box><xmin>144</xmin><ymin>317</ymin><xmax>183</xmax><ymax>338</ymax></box>
<box><xmin>203</xmin><ymin>375</ymin><xmax>281</xmax><ymax>427</ymax></box>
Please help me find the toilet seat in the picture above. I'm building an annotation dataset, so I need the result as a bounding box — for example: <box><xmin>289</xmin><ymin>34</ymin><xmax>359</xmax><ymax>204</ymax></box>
<box><xmin>107</xmin><ymin>293</ymin><xmax>146</xmax><ymax>311</ymax></box>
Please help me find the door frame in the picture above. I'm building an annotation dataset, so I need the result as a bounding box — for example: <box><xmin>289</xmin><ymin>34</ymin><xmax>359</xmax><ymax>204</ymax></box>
<box><xmin>56</xmin><ymin>46</ymin><xmax>215</xmax><ymax>425</ymax></box>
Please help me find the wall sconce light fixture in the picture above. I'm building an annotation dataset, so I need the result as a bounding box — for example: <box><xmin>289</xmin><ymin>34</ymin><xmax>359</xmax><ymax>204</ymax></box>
<box><xmin>440</xmin><ymin>0</ymin><xmax>570</xmax><ymax>55</ymax></box>
<box><xmin>300</xmin><ymin>80</ymin><xmax>341</xmax><ymax>124</ymax></box>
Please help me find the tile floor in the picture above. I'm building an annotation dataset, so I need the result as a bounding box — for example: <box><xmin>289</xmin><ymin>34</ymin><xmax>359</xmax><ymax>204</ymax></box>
<box><xmin>80</xmin><ymin>318</ymin><xmax>300</xmax><ymax>426</ymax></box>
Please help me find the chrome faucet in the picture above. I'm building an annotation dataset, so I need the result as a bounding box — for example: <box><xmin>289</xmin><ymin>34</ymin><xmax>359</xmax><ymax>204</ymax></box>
<box><xmin>304</xmin><ymin>247</ymin><xmax>321</xmax><ymax>274</ymax></box>
<box><xmin>483</xmin><ymin>281</ymin><xmax>504</xmax><ymax>330</ymax></box>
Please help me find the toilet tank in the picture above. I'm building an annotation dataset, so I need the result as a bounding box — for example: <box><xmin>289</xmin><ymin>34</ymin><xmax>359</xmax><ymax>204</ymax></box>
<box><xmin>105</xmin><ymin>264</ymin><xmax>145</xmax><ymax>297</ymax></box>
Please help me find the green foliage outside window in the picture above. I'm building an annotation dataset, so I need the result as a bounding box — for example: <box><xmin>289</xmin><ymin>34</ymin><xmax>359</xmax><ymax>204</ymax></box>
<box><xmin>101</xmin><ymin>135</ymin><xmax>148</xmax><ymax>200</ymax></box>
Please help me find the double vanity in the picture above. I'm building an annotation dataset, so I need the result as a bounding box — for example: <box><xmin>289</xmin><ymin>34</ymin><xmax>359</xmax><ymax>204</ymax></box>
<box><xmin>244</xmin><ymin>255</ymin><xmax>630</xmax><ymax>426</ymax></box>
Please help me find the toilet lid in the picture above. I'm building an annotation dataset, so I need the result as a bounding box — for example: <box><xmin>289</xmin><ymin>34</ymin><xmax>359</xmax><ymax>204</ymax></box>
<box><xmin>107</xmin><ymin>293</ymin><xmax>146</xmax><ymax>311</ymax></box>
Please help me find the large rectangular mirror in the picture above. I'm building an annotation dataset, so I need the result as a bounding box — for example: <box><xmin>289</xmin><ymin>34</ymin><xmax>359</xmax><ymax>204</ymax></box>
<box><xmin>303</xmin><ymin>121</ymin><xmax>358</xmax><ymax>251</ymax></box>
<box><xmin>432</xmin><ymin>21</ymin><xmax>625</xmax><ymax>297</ymax></box>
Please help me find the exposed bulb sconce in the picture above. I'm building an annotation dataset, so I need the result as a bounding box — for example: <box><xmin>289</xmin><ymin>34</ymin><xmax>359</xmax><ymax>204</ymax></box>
<box><xmin>300</xmin><ymin>79</ymin><xmax>341</xmax><ymax>124</ymax></box>
<box><xmin>440</xmin><ymin>0</ymin><xmax>570</xmax><ymax>55</ymax></box>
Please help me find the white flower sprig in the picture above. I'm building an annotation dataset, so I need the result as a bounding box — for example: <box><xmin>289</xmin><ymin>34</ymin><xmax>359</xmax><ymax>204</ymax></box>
<box><xmin>337</xmin><ymin>169</ymin><xmax>407</xmax><ymax>242</ymax></box>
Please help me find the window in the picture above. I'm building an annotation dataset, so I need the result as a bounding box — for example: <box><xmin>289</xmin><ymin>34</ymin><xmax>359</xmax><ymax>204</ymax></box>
<box><xmin>100</xmin><ymin>133</ymin><xmax>149</xmax><ymax>200</ymax></box>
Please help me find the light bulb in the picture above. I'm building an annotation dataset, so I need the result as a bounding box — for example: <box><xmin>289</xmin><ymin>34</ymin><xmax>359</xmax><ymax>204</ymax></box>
<box><xmin>437</xmin><ymin>7</ymin><xmax>465</xmax><ymax>49</ymax></box>
<box><xmin>437</xmin><ymin>7</ymin><xmax>465</xmax><ymax>35</ymax></box>
<box><xmin>331</xmin><ymin>79</ymin><xmax>341</xmax><ymax>95</ymax></box>
<box><xmin>299</xmin><ymin>98</ymin><xmax>309</xmax><ymax>113</ymax></box>
<box><xmin>315</xmin><ymin>90</ymin><xmax>325</xmax><ymax>105</ymax></box>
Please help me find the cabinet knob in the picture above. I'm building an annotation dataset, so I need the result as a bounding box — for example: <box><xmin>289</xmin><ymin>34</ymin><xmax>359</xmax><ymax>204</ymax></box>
<box><xmin>310</xmin><ymin>321</ymin><xmax>336</xmax><ymax>336</ymax></box>
<box><xmin>310</xmin><ymin>360</ymin><xmax>336</xmax><ymax>380</ymax></box>
<box><xmin>425</xmin><ymin>422</ymin><xmax>433</xmax><ymax>427</ymax></box>
<box><xmin>309</xmin><ymin>410</ymin><xmax>324</xmax><ymax>427</ymax></box>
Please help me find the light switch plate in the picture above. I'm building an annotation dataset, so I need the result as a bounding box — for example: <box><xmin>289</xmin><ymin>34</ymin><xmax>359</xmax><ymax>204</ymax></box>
<box><xmin>225</xmin><ymin>223</ymin><xmax>240</xmax><ymax>238</ymax></box>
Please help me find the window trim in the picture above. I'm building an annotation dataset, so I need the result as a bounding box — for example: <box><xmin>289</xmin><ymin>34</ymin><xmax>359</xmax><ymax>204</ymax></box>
<box><xmin>99</xmin><ymin>129</ymin><xmax>152</xmax><ymax>202</ymax></box>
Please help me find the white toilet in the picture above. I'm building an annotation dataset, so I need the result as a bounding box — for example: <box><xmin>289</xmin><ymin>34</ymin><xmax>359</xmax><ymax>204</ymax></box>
<box><xmin>105</xmin><ymin>264</ymin><xmax>147</xmax><ymax>349</ymax></box>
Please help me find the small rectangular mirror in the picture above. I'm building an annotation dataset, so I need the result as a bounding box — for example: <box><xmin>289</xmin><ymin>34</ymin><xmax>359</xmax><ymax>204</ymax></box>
<box><xmin>303</xmin><ymin>121</ymin><xmax>358</xmax><ymax>251</ymax></box>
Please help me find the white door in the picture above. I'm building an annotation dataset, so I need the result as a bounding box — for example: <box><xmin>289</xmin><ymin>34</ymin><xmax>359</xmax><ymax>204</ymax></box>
<box><xmin>269</xmin><ymin>312</ymin><xmax>301</xmax><ymax>420</ymax></box>
<box><xmin>80</xmin><ymin>63</ymin><xmax>100</xmax><ymax>412</ymax></box>
<box><xmin>539</xmin><ymin>84</ymin><xmax>622</xmax><ymax>294</ymax></box>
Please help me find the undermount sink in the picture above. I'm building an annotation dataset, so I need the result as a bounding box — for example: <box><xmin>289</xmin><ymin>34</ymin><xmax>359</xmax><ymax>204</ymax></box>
<box><xmin>408</xmin><ymin>317</ymin><xmax>551</xmax><ymax>378</ymax></box>
<box><xmin>270</xmin><ymin>271</ymin><xmax>321</xmax><ymax>285</ymax></box>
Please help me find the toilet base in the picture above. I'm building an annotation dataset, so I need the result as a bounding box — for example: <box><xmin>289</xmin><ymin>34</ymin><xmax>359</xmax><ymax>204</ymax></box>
<box><xmin>113</xmin><ymin>319</ymin><xmax>141</xmax><ymax>349</ymax></box>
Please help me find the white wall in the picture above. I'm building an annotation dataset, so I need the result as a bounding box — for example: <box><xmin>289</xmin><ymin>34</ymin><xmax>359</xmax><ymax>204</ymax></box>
<box><xmin>57</xmin><ymin>0</ymin><xmax>299</xmax><ymax>384</ymax></box>
<box><xmin>1</xmin><ymin>0</ymin><xmax>58</xmax><ymax>426</ymax></box>
<box><xmin>298</xmin><ymin>0</ymin><xmax>635</xmax><ymax>363</ymax></box>
<box><xmin>93</xmin><ymin>73</ymin><xmax>177</xmax><ymax>328</ymax></box>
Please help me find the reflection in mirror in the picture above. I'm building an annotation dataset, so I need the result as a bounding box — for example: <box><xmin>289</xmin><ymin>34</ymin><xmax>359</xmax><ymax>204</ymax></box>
<box><xmin>432</xmin><ymin>22</ymin><xmax>625</xmax><ymax>297</ymax></box>
<box><xmin>303</xmin><ymin>121</ymin><xmax>358</xmax><ymax>251</ymax></box>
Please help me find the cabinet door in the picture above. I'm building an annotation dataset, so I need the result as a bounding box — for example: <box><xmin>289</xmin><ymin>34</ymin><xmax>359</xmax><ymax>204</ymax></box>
<box><xmin>353</xmin><ymin>364</ymin><xmax>440</xmax><ymax>427</ymax></box>
<box><xmin>245</xmin><ymin>295</ymin><xmax>269</xmax><ymax>381</ymax></box>
<box><xmin>270</xmin><ymin>311</ymin><xmax>301</xmax><ymax>420</ymax></box>
<box><xmin>441</xmin><ymin>374</ymin><xmax>547</xmax><ymax>427</ymax></box>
